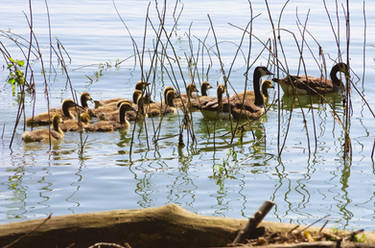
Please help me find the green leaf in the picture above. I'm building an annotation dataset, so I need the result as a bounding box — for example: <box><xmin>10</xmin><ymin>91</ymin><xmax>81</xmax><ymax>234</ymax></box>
<box><xmin>8</xmin><ymin>78</ymin><xmax>15</xmax><ymax>85</ymax></box>
<box><xmin>9</xmin><ymin>57</ymin><xmax>16</xmax><ymax>63</ymax></box>
<box><xmin>16</xmin><ymin>60</ymin><xmax>24</xmax><ymax>67</ymax></box>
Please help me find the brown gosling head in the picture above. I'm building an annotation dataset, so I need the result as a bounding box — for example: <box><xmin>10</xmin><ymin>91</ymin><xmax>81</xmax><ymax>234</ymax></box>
<box><xmin>52</xmin><ymin>113</ymin><xmax>63</xmax><ymax>134</ymax></box>
<box><xmin>80</xmin><ymin>92</ymin><xmax>93</xmax><ymax>108</ymax></box>
<box><xmin>119</xmin><ymin>101</ymin><xmax>136</xmax><ymax>112</ymax></box>
<box><xmin>79</xmin><ymin>112</ymin><xmax>90</xmax><ymax>124</ymax></box>
<box><xmin>164</xmin><ymin>86</ymin><xmax>175</xmax><ymax>101</ymax></box>
<box><xmin>262</xmin><ymin>79</ymin><xmax>274</xmax><ymax>89</ymax></box>
<box><xmin>217</xmin><ymin>84</ymin><xmax>226</xmax><ymax>96</ymax></box>
<box><xmin>135</xmin><ymin>81</ymin><xmax>150</xmax><ymax>90</ymax></box>
<box><xmin>165</xmin><ymin>88</ymin><xmax>177</xmax><ymax>107</ymax></box>
<box><xmin>61</xmin><ymin>99</ymin><xmax>79</xmax><ymax>117</ymax></box>
<box><xmin>201</xmin><ymin>81</ymin><xmax>212</xmax><ymax>96</ymax></box>
<box><xmin>62</xmin><ymin>99</ymin><xmax>77</xmax><ymax>109</ymax></box>
<box><xmin>119</xmin><ymin>101</ymin><xmax>136</xmax><ymax>125</ymax></box>
<box><xmin>187</xmin><ymin>83</ymin><xmax>199</xmax><ymax>95</ymax></box>
<box><xmin>164</xmin><ymin>86</ymin><xmax>175</xmax><ymax>94</ymax></box>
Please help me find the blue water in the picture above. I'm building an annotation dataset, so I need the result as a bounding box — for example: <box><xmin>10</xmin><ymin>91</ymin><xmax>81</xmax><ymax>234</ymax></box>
<box><xmin>0</xmin><ymin>0</ymin><xmax>375</xmax><ymax>230</ymax></box>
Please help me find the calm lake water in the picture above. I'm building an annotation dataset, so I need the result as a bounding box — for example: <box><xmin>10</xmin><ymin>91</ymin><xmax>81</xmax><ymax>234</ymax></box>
<box><xmin>1</xmin><ymin>0</ymin><xmax>375</xmax><ymax>230</ymax></box>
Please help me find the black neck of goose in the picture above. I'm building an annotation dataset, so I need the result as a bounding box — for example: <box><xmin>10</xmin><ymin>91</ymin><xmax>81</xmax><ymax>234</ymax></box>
<box><xmin>217</xmin><ymin>88</ymin><xmax>223</xmax><ymax>109</ymax></box>
<box><xmin>201</xmin><ymin>85</ymin><xmax>208</xmax><ymax>96</ymax></box>
<box><xmin>52</xmin><ymin>118</ymin><xmax>60</xmax><ymax>132</ymax></box>
<box><xmin>80</xmin><ymin>95</ymin><xmax>88</xmax><ymax>108</ymax></box>
<box><xmin>133</xmin><ymin>92</ymin><xmax>139</xmax><ymax>104</ymax></box>
<box><xmin>137</xmin><ymin>97</ymin><xmax>145</xmax><ymax>115</ymax></box>
<box><xmin>62</xmin><ymin>103</ymin><xmax>73</xmax><ymax>118</ymax></box>
<box><xmin>166</xmin><ymin>92</ymin><xmax>175</xmax><ymax>107</ymax></box>
<box><xmin>119</xmin><ymin>106</ymin><xmax>127</xmax><ymax>124</ymax></box>
<box><xmin>330</xmin><ymin>64</ymin><xmax>344</xmax><ymax>88</ymax></box>
<box><xmin>253</xmin><ymin>69</ymin><xmax>264</xmax><ymax>107</ymax></box>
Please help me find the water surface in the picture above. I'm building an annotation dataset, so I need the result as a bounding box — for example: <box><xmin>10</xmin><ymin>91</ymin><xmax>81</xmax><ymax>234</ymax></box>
<box><xmin>0</xmin><ymin>0</ymin><xmax>375</xmax><ymax>230</ymax></box>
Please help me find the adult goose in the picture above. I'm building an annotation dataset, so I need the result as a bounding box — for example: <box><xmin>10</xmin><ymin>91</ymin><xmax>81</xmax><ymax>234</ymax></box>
<box><xmin>22</xmin><ymin>114</ymin><xmax>64</xmax><ymax>143</ymax></box>
<box><xmin>230</xmin><ymin>66</ymin><xmax>274</xmax><ymax>120</ymax></box>
<box><xmin>85</xmin><ymin>102</ymin><xmax>134</xmax><ymax>132</ymax></box>
<box><xmin>26</xmin><ymin>99</ymin><xmax>80</xmax><ymax>126</ymax></box>
<box><xmin>272</xmin><ymin>62</ymin><xmax>349</xmax><ymax>95</ymax></box>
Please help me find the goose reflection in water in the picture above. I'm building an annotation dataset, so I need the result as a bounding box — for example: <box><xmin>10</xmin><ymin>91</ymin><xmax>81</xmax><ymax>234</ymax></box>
<box><xmin>280</xmin><ymin>92</ymin><xmax>343</xmax><ymax>111</ymax></box>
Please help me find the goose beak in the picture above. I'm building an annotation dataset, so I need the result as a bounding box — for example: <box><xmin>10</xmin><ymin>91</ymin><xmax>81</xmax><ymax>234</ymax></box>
<box><xmin>266</xmin><ymin>69</ymin><xmax>274</xmax><ymax>76</ymax></box>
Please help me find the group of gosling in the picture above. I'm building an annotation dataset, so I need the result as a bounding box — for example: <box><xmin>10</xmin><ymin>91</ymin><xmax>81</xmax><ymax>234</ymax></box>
<box><xmin>22</xmin><ymin>63</ymin><xmax>350</xmax><ymax>143</ymax></box>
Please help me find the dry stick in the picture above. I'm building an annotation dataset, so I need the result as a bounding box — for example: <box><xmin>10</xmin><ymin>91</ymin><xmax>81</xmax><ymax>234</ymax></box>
<box><xmin>146</xmin><ymin>7</ymin><xmax>187</xmax><ymax>143</ymax></box>
<box><xmin>0</xmin><ymin>30</ymin><xmax>39</xmax><ymax>58</ymax></box>
<box><xmin>324</xmin><ymin>0</ymin><xmax>352</xmax><ymax>139</ymax></box>
<box><xmin>3</xmin><ymin>214</ymin><xmax>52</xmax><ymax>248</ymax></box>
<box><xmin>140</xmin><ymin>2</ymin><xmax>150</xmax><ymax>82</ymax></box>
<box><xmin>207</xmin><ymin>14</ymin><xmax>235</xmax><ymax>146</ymax></box>
<box><xmin>227</xmin><ymin>5</ymin><xmax>262</xmax><ymax>144</ymax></box>
<box><xmin>0</xmin><ymin>32</ymin><xmax>38</xmax><ymax>96</ymax></box>
<box><xmin>319</xmin><ymin>220</ymin><xmax>329</xmax><ymax>233</ymax></box>
<box><xmin>232</xmin><ymin>200</ymin><xmax>275</xmax><ymax>244</ymax></box>
<box><xmin>180</xmin><ymin>24</ymin><xmax>196</xmax><ymax>147</ymax></box>
<box><xmin>112</xmin><ymin>0</ymin><xmax>139</xmax><ymax>67</ymax></box>
<box><xmin>361</xmin><ymin>0</ymin><xmax>366</xmax><ymax>89</ymax></box>
<box><xmin>277</xmin><ymin>0</ymin><xmax>291</xmax><ymax>73</ymax></box>
<box><xmin>279</xmin><ymin>95</ymin><xmax>295</xmax><ymax>156</ymax></box>
<box><xmin>158</xmin><ymin>30</ymin><xmax>194</xmax><ymax>140</ymax></box>
<box><xmin>343</xmin><ymin>1</ymin><xmax>352</xmax><ymax>158</ymax></box>
<box><xmin>9</xmin><ymin>1</ymin><xmax>42</xmax><ymax>149</ymax></box>
<box><xmin>299</xmin><ymin>214</ymin><xmax>330</xmax><ymax>233</ymax></box>
<box><xmin>140</xmin><ymin>3</ymin><xmax>151</xmax><ymax>151</ymax></box>
<box><xmin>264</xmin><ymin>0</ymin><xmax>282</xmax><ymax>156</ymax></box>
<box><xmin>44</xmin><ymin>0</ymin><xmax>52</xmax><ymax>79</ymax></box>
<box><xmin>145</xmin><ymin>4</ymin><xmax>167</xmax><ymax>139</ymax></box>
<box><xmin>323</xmin><ymin>0</ymin><xmax>342</xmax><ymax>61</ymax></box>
<box><xmin>275</xmin><ymin>0</ymin><xmax>291</xmax><ymax>156</ymax></box>
<box><xmin>292</xmin><ymin>19</ymin><xmax>356</xmax><ymax>133</ymax></box>
<box><xmin>112</xmin><ymin>0</ymin><xmax>145</xmax><ymax>160</ymax></box>
<box><xmin>1</xmin><ymin>123</ymin><xmax>5</xmax><ymax>140</ymax></box>
<box><xmin>276</xmin><ymin>28</ymin><xmax>312</xmax><ymax>156</ymax></box>
<box><xmin>194</xmin><ymin>30</ymin><xmax>214</xmax><ymax>139</ymax></box>
<box><xmin>296</xmin><ymin>9</ymin><xmax>318</xmax><ymax>154</ymax></box>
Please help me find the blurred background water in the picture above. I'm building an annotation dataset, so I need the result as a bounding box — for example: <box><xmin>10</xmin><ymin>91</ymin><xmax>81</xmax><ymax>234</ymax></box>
<box><xmin>0</xmin><ymin>0</ymin><xmax>374</xmax><ymax>230</ymax></box>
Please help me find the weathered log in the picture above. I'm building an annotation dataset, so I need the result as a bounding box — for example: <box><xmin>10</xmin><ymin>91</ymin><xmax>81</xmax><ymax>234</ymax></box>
<box><xmin>0</xmin><ymin>204</ymin><xmax>374</xmax><ymax>248</ymax></box>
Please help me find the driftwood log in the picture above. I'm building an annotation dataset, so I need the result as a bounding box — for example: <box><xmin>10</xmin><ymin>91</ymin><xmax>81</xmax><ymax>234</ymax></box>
<box><xmin>0</xmin><ymin>204</ymin><xmax>374</xmax><ymax>248</ymax></box>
